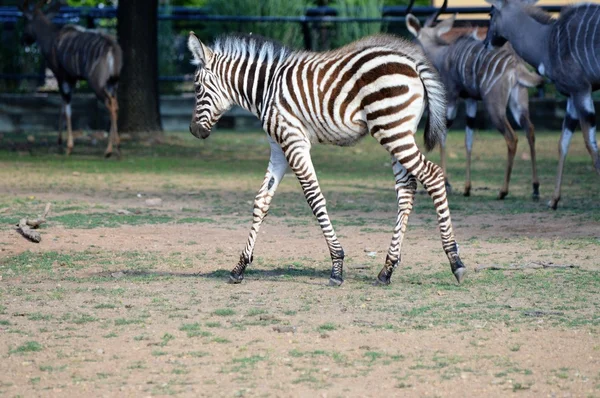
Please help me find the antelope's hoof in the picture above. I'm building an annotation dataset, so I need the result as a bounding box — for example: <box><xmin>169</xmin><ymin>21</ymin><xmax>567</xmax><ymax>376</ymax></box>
<box><xmin>547</xmin><ymin>199</ymin><xmax>559</xmax><ymax>210</ymax></box>
<box><xmin>463</xmin><ymin>188</ymin><xmax>471</xmax><ymax>197</ymax></box>
<box><xmin>228</xmin><ymin>274</ymin><xmax>244</xmax><ymax>284</ymax></box>
<box><xmin>104</xmin><ymin>151</ymin><xmax>113</xmax><ymax>159</ymax></box>
<box><xmin>328</xmin><ymin>277</ymin><xmax>343</xmax><ymax>287</ymax></box>
<box><xmin>497</xmin><ymin>191</ymin><xmax>508</xmax><ymax>200</ymax></box>
<box><xmin>453</xmin><ymin>267</ymin><xmax>467</xmax><ymax>284</ymax></box>
<box><xmin>532</xmin><ymin>193</ymin><xmax>540</xmax><ymax>202</ymax></box>
<box><xmin>66</xmin><ymin>147</ymin><xmax>73</xmax><ymax>156</ymax></box>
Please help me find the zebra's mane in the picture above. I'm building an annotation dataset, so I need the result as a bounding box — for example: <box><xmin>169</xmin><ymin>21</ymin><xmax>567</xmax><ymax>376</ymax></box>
<box><xmin>522</xmin><ymin>4</ymin><xmax>555</xmax><ymax>25</ymax></box>
<box><xmin>212</xmin><ymin>34</ymin><xmax>291</xmax><ymax>60</ymax></box>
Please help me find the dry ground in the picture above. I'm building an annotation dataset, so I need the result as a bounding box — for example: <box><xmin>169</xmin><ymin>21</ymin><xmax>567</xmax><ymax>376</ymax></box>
<box><xmin>0</xmin><ymin>130</ymin><xmax>599</xmax><ymax>397</ymax></box>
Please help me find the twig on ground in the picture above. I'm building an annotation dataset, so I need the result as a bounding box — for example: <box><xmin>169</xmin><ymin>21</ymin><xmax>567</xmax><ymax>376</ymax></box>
<box><xmin>15</xmin><ymin>203</ymin><xmax>51</xmax><ymax>243</ymax></box>
<box><xmin>475</xmin><ymin>261</ymin><xmax>578</xmax><ymax>272</ymax></box>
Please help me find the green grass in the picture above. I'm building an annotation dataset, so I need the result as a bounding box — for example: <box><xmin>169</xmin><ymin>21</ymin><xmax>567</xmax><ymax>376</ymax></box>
<box><xmin>10</xmin><ymin>341</ymin><xmax>43</xmax><ymax>354</ymax></box>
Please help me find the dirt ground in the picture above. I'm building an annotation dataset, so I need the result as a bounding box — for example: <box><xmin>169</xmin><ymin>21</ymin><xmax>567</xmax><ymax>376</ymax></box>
<box><xmin>1</xmin><ymin>192</ymin><xmax>599</xmax><ymax>397</ymax></box>
<box><xmin>1</xmin><ymin>130</ymin><xmax>599</xmax><ymax>397</ymax></box>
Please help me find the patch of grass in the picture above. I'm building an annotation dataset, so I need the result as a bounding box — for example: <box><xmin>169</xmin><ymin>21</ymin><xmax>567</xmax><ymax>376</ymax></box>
<box><xmin>180</xmin><ymin>323</ymin><xmax>212</xmax><ymax>338</ymax></box>
<box><xmin>10</xmin><ymin>341</ymin><xmax>43</xmax><ymax>354</ymax></box>
<box><xmin>94</xmin><ymin>303</ymin><xmax>117</xmax><ymax>309</ymax></box>
<box><xmin>51</xmin><ymin>212</ymin><xmax>174</xmax><ymax>229</ymax></box>
<box><xmin>213</xmin><ymin>308</ymin><xmax>235</xmax><ymax>317</ymax></box>
<box><xmin>317</xmin><ymin>322</ymin><xmax>337</xmax><ymax>332</ymax></box>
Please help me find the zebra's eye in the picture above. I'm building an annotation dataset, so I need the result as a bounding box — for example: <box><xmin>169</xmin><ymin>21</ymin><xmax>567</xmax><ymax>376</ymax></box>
<box><xmin>195</xmin><ymin>84</ymin><xmax>203</xmax><ymax>94</ymax></box>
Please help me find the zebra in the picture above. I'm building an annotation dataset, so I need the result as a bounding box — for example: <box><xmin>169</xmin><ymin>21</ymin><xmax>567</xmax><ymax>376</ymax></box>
<box><xmin>19</xmin><ymin>0</ymin><xmax>122</xmax><ymax>157</ymax></box>
<box><xmin>485</xmin><ymin>0</ymin><xmax>600</xmax><ymax>209</ymax></box>
<box><xmin>187</xmin><ymin>32</ymin><xmax>466</xmax><ymax>286</ymax></box>
<box><xmin>406</xmin><ymin>5</ymin><xmax>542</xmax><ymax>199</ymax></box>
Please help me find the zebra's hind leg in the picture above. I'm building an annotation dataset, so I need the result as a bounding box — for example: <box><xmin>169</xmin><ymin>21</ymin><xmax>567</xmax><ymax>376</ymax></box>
<box><xmin>376</xmin><ymin>158</ymin><xmax>417</xmax><ymax>285</ymax></box>
<box><xmin>378</xmin><ymin>133</ymin><xmax>466</xmax><ymax>283</ymax></box>
<box><xmin>229</xmin><ymin>139</ymin><xmax>288</xmax><ymax>283</ymax></box>
<box><xmin>285</xmin><ymin>139</ymin><xmax>345</xmax><ymax>286</ymax></box>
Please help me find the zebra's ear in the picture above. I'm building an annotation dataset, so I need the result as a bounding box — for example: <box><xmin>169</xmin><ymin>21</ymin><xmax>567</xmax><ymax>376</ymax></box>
<box><xmin>406</xmin><ymin>14</ymin><xmax>421</xmax><ymax>37</ymax></box>
<box><xmin>434</xmin><ymin>14</ymin><xmax>456</xmax><ymax>37</ymax></box>
<box><xmin>188</xmin><ymin>32</ymin><xmax>213</xmax><ymax>67</ymax></box>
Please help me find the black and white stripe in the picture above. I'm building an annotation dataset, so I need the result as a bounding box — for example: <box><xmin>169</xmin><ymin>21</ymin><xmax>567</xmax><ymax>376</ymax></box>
<box><xmin>188</xmin><ymin>33</ymin><xmax>466</xmax><ymax>286</ymax></box>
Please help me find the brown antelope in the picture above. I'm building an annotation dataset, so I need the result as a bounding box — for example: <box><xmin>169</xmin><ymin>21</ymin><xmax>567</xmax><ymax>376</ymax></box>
<box><xmin>406</xmin><ymin>0</ymin><xmax>543</xmax><ymax>200</ymax></box>
<box><xmin>485</xmin><ymin>0</ymin><xmax>600</xmax><ymax>209</ymax></box>
<box><xmin>19</xmin><ymin>0</ymin><xmax>122</xmax><ymax>157</ymax></box>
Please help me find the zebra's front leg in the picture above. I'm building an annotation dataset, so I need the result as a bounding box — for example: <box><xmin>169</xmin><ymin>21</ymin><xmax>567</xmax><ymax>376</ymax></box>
<box><xmin>376</xmin><ymin>158</ymin><xmax>417</xmax><ymax>285</ymax></box>
<box><xmin>229</xmin><ymin>140</ymin><xmax>288</xmax><ymax>283</ymax></box>
<box><xmin>286</xmin><ymin>141</ymin><xmax>345</xmax><ymax>286</ymax></box>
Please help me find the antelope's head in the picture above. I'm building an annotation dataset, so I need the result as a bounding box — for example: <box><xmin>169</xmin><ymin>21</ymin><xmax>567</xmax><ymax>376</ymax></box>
<box><xmin>406</xmin><ymin>13</ymin><xmax>456</xmax><ymax>53</ymax></box>
<box><xmin>484</xmin><ymin>0</ymin><xmax>539</xmax><ymax>47</ymax></box>
<box><xmin>18</xmin><ymin>0</ymin><xmax>62</xmax><ymax>45</ymax></box>
<box><xmin>187</xmin><ymin>32</ymin><xmax>232</xmax><ymax>140</ymax></box>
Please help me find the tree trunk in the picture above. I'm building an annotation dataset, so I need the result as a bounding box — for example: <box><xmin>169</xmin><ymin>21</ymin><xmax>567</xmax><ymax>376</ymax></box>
<box><xmin>117</xmin><ymin>0</ymin><xmax>162</xmax><ymax>135</ymax></box>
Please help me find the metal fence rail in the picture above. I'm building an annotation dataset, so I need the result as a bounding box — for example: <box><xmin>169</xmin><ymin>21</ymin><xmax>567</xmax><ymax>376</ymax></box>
<box><xmin>0</xmin><ymin>5</ymin><xmax>564</xmax><ymax>87</ymax></box>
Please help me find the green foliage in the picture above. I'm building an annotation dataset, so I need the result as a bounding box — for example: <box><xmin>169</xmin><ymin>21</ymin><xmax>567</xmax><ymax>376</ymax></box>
<box><xmin>66</xmin><ymin>0</ymin><xmax>117</xmax><ymax>5</ymax></box>
<box><xmin>203</xmin><ymin>0</ymin><xmax>310</xmax><ymax>48</ymax></box>
<box><xmin>333</xmin><ymin>0</ymin><xmax>384</xmax><ymax>47</ymax></box>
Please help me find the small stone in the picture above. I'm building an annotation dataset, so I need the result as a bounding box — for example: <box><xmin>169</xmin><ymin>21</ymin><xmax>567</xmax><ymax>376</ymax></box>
<box><xmin>145</xmin><ymin>198</ymin><xmax>162</xmax><ymax>207</ymax></box>
<box><xmin>365</xmin><ymin>251</ymin><xmax>377</xmax><ymax>257</ymax></box>
<box><xmin>111</xmin><ymin>271</ymin><xmax>125</xmax><ymax>279</ymax></box>
<box><xmin>72</xmin><ymin>171</ymin><xmax>80</xmax><ymax>176</ymax></box>
<box><xmin>97</xmin><ymin>349</ymin><xmax>104</xmax><ymax>355</ymax></box>
<box><xmin>272</xmin><ymin>325</ymin><xmax>296</xmax><ymax>334</ymax></box>
<box><xmin>117</xmin><ymin>209</ymin><xmax>132</xmax><ymax>215</ymax></box>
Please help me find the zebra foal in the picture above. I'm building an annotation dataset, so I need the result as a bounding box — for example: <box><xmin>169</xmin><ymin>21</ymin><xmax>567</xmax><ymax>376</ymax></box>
<box><xmin>187</xmin><ymin>32</ymin><xmax>466</xmax><ymax>286</ymax></box>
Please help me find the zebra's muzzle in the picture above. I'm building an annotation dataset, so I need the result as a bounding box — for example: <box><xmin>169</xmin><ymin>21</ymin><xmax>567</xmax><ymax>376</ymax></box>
<box><xmin>189</xmin><ymin>123</ymin><xmax>210</xmax><ymax>139</ymax></box>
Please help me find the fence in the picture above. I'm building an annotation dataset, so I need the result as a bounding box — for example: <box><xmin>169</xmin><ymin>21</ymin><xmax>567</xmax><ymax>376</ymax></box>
<box><xmin>0</xmin><ymin>4</ymin><xmax>563</xmax><ymax>94</ymax></box>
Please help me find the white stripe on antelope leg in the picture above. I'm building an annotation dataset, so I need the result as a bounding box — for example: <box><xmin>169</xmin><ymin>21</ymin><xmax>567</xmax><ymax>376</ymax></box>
<box><xmin>464</xmin><ymin>98</ymin><xmax>477</xmax><ymax>197</ymax></box>
<box><xmin>229</xmin><ymin>138</ymin><xmax>288</xmax><ymax>283</ymax></box>
<box><xmin>376</xmin><ymin>158</ymin><xmax>417</xmax><ymax>285</ymax></box>
<box><xmin>579</xmin><ymin>93</ymin><xmax>600</xmax><ymax>173</ymax></box>
<box><xmin>549</xmin><ymin>97</ymin><xmax>577</xmax><ymax>209</ymax></box>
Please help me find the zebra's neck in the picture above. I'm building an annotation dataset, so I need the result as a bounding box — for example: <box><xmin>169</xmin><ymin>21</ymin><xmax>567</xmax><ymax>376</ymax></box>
<box><xmin>213</xmin><ymin>38</ymin><xmax>289</xmax><ymax>118</ymax></box>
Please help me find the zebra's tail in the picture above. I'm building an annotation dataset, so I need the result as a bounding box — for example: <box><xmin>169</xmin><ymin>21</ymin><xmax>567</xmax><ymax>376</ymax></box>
<box><xmin>516</xmin><ymin>63</ymin><xmax>543</xmax><ymax>88</ymax></box>
<box><xmin>416</xmin><ymin>61</ymin><xmax>447</xmax><ymax>152</ymax></box>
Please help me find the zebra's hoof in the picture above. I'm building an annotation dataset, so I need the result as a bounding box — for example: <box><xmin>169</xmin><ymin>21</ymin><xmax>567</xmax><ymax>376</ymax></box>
<box><xmin>228</xmin><ymin>274</ymin><xmax>244</xmax><ymax>284</ymax></box>
<box><xmin>373</xmin><ymin>277</ymin><xmax>390</xmax><ymax>286</ymax></box>
<box><xmin>328</xmin><ymin>277</ymin><xmax>343</xmax><ymax>287</ymax></box>
<box><xmin>453</xmin><ymin>267</ymin><xmax>467</xmax><ymax>284</ymax></box>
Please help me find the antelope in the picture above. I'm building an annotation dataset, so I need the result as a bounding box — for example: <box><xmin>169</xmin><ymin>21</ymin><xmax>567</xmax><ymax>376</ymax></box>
<box><xmin>485</xmin><ymin>0</ymin><xmax>600</xmax><ymax>209</ymax></box>
<box><xmin>406</xmin><ymin>0</ymin><xmax>543</xmax><ymax>199</ymax></box>
<box><xmin>19</xmin><ymin>0</ymin><xmax>122</xmax><ymax>157</ymax></box>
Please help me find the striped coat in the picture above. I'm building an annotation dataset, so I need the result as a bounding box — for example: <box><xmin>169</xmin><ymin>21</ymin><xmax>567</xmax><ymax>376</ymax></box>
<box><xmin>407</xmin><ymin>13</ymin><xmax>542</xmax><ymax>200</ymax></box>
<box><xmin>188</xmin><ymin>33</ymin><xmax>466</xmax><ymax>286</ymax></box>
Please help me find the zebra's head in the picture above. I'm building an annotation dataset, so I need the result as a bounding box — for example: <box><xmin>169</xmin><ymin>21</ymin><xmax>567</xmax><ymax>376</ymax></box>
<box><xmin>484</xmin><ymin>0</ymin><xmax>538</xmax><ymax>47</ymax></box>
<box><xmin>187</xmin><ymin>32</ymin><xmax>232</xmax><ymax>139</ymax></box>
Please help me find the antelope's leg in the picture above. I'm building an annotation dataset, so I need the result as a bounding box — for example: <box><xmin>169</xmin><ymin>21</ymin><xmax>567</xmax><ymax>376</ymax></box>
<box><xmin>464</xmin><ymin>99</ymin><xmax>477</xmax><ymax>197</ymax></box>
<box><xmin>103</xmin><ymin>96</ymin><xmax>117</xmax><ymax>158</ymax></box>
<box><xmin>549</xmin><ymin>97</ymin><xmax>577</xmax><ymax>210</ymax></box>
<box><xmin>229</xmin><ymin>138</ymin><xmax>288</xmax><ymax>283</ymax></box>
<box><xmin>443</xmin><ymin>100</ymin><xmax>458</xmax><ymax>194</ymax></box>
<box><xmin>58</xmin><ymin>103</ymin><xmax>64</xmax><ymax>146</ymax></box>
<box><xmin>375</xmin><ymin>131</ymin><xmax>466</xmax><ymax>283</ymax></box>
<box><xmin>65</xmin><ymin>101</ymin><xmax>74</xmax><ymax>156</ymax></box>
<box><xmin>510</xmin><ymin>86</ymin><xmax>539</xmax><ymax>200</ymax></box>
<box><xmin>285</xmin><ymin>139</ymin><xmax>345</xmax><ymax>286</ymax></box>
<box><xmin>376</xmin><ymin>157</ymin><xmax>417</xmax><ymax>285</ymax></box>
<box><xmin>574</xmin><ymin>92</ymin><xmax>600</xmax><ymax>174</ymax></box>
